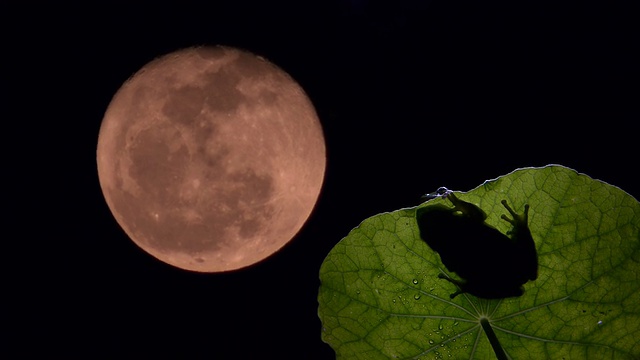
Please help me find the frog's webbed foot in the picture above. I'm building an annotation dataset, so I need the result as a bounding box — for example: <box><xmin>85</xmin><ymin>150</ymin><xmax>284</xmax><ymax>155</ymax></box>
<box><xmin>437</xmin><ymin>273</ymin><xmax>465</xmax><ymax>299</ymax></box>
<box><xmin>500</xmin><ymin>200</ymin><xmax>529</xmax><ymax>230</ymax></box>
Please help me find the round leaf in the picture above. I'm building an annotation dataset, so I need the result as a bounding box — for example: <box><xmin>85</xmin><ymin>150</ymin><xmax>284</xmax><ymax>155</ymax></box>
<box><xmin>318</xmin><ymin>165</ymin><xmax>640</xmax><ymax>359</ymax></box>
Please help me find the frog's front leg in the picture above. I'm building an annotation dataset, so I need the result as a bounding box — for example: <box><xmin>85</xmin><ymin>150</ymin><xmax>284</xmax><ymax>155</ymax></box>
<box><xmin>423</xmin><ymin>187</ymin><xmax>487</xmax><ymax>222</ymax></box>
<box><xmin>446</xmin><ymin>192</ymin><xmax>487</xmax><ymax>222</ymax></box>
<box><xmin>500</xmin><ymin>200</ymin><xmax>530</xmax><ymax>237</ymax></box>
<box><xmin>500</xmin><ymin>199</ymin><xmax>538</xmax><ymax>281</ymax></box>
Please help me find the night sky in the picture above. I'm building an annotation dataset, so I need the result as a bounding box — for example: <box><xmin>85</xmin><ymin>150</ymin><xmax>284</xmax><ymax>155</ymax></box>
<box><xmin>10</xmin><ymin>1</ymin><xmax>637</xmax><ymax>358</ymax></box>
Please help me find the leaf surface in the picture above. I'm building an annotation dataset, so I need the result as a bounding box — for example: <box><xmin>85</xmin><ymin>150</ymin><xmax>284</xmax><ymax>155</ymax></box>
<box><xmin>318</xmin><ymin>165</ymin><xmax>640</xmax><ymax>359</ymax></box>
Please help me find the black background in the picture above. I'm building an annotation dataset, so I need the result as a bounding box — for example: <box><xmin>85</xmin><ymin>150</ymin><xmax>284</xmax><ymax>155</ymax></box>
<box><xmin>7</xmin><ymin>1</ymin><xmax>637</xmax><ymax>358</ymax></box>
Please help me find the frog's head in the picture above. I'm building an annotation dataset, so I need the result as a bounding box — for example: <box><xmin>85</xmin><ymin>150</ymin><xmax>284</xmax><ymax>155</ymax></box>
<box><xmin>421</xmin><ymin>186</ymin><xmax>452</xmax><ymax>201</ymax></box>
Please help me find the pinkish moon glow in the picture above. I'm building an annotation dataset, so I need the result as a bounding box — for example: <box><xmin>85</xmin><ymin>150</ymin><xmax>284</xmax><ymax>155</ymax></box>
<box><xmin>96</xmin><ymin>46</ymin><xmax>326</xmax><ymax>272</ymax></box>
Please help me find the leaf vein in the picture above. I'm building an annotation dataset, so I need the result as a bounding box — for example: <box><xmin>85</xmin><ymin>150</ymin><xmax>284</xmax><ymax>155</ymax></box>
<box><xmin>411</xmin><ymin>325</ymin><xmax>481</xmax><ymax>359</ymax></box>
<box><xmin>492</xmin><ymin>324</ymin><xmax>614</xmax><ymax>350</ymax></box>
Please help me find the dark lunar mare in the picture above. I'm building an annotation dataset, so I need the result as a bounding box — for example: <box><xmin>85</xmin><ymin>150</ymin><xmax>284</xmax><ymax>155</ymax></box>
<box><xmin>416</xmin><ymin>191</ymin><xmax>538</xmax><ymax>299</ymax></box>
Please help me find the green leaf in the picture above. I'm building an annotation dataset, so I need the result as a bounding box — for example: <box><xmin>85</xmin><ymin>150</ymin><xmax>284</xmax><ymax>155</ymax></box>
<box><xmin>318</xmin><ymin>165</ymin><xmax>640</xmax><ymax>359</ymax></box>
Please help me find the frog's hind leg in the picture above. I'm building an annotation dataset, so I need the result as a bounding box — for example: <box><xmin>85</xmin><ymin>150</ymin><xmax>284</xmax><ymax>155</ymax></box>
<box><xmin>437</xmin><ymin>273</ymin><xmax>465</xmax><ymax>299</ymax></box>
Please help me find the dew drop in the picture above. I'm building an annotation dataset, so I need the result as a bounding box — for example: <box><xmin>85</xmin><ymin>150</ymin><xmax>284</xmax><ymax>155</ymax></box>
<box><xmin>429</xmin><ymin>340</ymin><xmax>434</xmax><ymax>345</ymax></box>
<box><xmin>438</xmin><ymin>324</ymin><xmax>444</xmax><ymax>330</ymax></box>
<box><xmin>414</xmin><ymin>294</ymin><xmax>421</xmax><ymax>300</ymax></box>
<box><xmin>453</xmin><ymin>321</ymin><xmax>459</xmax><ymax>326</ymax></box>
<box><xmin>413</xmin><ymin>279</ymin><xmax>419</xmax><ymax>284</ymax></box>
<box><xmin>598</xmin><ymin>320</ymin><xmax>603</xmax><ymax>326</ymax></box>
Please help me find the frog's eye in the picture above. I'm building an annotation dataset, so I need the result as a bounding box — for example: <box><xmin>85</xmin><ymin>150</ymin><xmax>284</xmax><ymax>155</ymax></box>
<box><xmin>422</xmin><ymin>186</ymin><xmax>451</xmax><ymax>201</ymax></box>
<box><xmin>436</xmin><ymin>187</ymin><xmax>453</xmax><ymax>199</ymax></box>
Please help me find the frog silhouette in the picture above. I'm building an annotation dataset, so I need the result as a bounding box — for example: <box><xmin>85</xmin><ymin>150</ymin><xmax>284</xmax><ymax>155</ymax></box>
<box><xmin>416</xmin><ymin>187</ymin><xmax>538</xmax><ymax>299</ymax></box>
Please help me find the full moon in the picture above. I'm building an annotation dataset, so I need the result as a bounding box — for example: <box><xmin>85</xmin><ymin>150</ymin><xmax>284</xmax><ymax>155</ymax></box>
<box><xmin>97</xmin><ymin>46</ymin><xmax>326</xmax><ymax>272</ymax></box>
